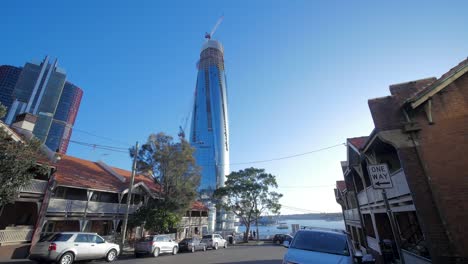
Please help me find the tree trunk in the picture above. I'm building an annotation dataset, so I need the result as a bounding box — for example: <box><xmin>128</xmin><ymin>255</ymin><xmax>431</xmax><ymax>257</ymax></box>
<box><xmin>256</xmin><ymin>218</ymin><xmax>259</xmax><ymax>242</ymax></box>
<box><xmin>244</xmin><ymin>224</ymin><xmax>250</xmax><ymax>243</ymax></box>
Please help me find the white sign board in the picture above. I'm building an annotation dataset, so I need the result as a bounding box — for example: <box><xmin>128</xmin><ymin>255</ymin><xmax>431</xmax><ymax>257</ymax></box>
<box><xmin>367</xmin><ymin>164</ymin><xmax>393</xmax><ymax>189</ymax></box>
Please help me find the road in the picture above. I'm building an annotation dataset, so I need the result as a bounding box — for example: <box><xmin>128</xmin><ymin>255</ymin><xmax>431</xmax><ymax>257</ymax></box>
<box><xmin>3</xmin><ymin>244</ymin><xmax>287</xmax><ymax>264</ymax></box>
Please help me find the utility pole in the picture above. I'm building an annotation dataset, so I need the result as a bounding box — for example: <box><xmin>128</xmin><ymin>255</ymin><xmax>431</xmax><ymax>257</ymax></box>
<box><xmin>121</xmin><ymin>141</ymin><xmax>139</xmax><ymax>250</ymax></box>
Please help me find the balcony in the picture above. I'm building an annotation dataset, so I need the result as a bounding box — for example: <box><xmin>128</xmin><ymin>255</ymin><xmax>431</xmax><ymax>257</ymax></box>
<box><xmin>0</xmin><ymin>227</ymin><xmax>34</xmax><ymax>245</ymax></box>
<box><xmin>357</xmin><ymin>169</ymin><xmax>411</xmax><ymax>206</ymax></box>
<box><xmin>344</xmin><ymin>208</ymin><xmax>360</xmax><ymax>221</ymax></box>
<box><xmin>179</xmin><ymin>217</ymin><xmax>209</xmax><ymax>227</ymax></box>
<box><xmin>20</xmin><ymin>179</ymin><xmax>48</xmax><ymax>194</ymax></box>
<box><xmin>47</xmin><ymin>198</ymin><xmax>141</xmax><ymax>214</ymax></box>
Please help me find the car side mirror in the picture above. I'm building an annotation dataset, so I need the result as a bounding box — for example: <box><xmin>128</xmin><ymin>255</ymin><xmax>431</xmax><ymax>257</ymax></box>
<box><xmin>283</xmin><ymin>241</ymin><xmax>290</xmax><ymax>248</ymax></box>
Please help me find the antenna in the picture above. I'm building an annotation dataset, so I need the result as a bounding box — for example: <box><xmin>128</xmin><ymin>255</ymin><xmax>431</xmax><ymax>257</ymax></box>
<box><xmin>205</xmin><ymin>16</ymin><xmax>224</xmax><ymax>40</ymax></box>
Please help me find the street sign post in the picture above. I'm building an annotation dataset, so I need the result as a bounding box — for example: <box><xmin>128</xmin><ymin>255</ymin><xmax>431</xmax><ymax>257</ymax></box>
<box><xmin>367</xmin><ymin>163</ymin><xmax>404</xmax><ymax>264</ymax></box>
<box><xmin>367</xmin><ymin>164</ymin><xmax>393</xmax><ymax>189</ymax></box>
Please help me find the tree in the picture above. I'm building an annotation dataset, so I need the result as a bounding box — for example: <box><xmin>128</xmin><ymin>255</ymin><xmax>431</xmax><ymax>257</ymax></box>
<box><xmin>0</xmin><ymin>103</ymin><xmax>49</xmax><ymax>207</ymax></box>
<box><xmin>129</xmin><ymin>132</ymin><xmax>200</xmax><ymax>233</ymax></box>
<box><xmin>214</xmin><ymin>168</ymin><xmax>283</xmax><ymax>242</ymax></box>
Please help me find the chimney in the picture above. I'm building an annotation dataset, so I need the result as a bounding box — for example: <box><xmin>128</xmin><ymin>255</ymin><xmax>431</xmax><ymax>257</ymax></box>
<box><xmin>11</xmin><ymin>113</ymin><xmax>37</xmax><ymax>134</ymax></box>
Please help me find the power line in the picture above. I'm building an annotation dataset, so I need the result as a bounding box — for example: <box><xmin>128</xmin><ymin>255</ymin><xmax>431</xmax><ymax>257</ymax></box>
<box><xmin>228</xmin><ymin>143</ymin><xmax>346</xmax><ymax>166</ymax></box>
<box><xmin>72</xmin><ymin>128</ymin><xmax>132</xmax><ymax>147</ymax></box>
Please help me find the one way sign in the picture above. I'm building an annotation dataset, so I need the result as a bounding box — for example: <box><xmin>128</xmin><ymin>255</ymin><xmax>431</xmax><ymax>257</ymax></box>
<box><xmin>367</xmin><ymin>164</ymin><xmax>393</xmax><ymax>189</ymax></box>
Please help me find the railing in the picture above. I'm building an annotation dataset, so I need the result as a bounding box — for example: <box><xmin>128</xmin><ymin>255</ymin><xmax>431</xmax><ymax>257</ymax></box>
<box><xmin>20</xmin><ymin>179</ymin><xmax>48</xmax><ymax>194</ymax></box>
<box><xmin>47</xmin><ymin>198</ymin><xmax>141</xmax><ymax>214</ymax></box>
<box><xmin>0</xmin><ymin>229</ymin><xmax>34</xmax><ymax>244</ymax></box>
<box><xmin>344</xmin><ymin>208</ymin><xmax>360</xmax><ymax>221</ymax></box>
<box><xmin>179</xmin><ymin>217</ymin><xmax>209</xmax><ymax>227</ymax></box>
<box><xmin>357</xmin><ymin>169</ymin><xmax>411</xmax><ymax>206</ymax></box>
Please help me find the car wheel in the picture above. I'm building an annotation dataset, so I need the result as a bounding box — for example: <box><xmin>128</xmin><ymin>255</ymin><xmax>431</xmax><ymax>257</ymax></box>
<box><xmin>153</xmin><ymin>248</ymin><xmax>159</xmax><ymax>257</ymax></box>
<box><xmin>59</xmin><ymin>252</ymin><xmax>74</xmax><ymax>264</ymax></box>
<box><xmin>213</xmin><ymin>242</ymin><xmax>218</xmax><ymax>250</ymax></box>
<box><xmin>134</xmin><ymin>253</ymin><xmax>140</xmax><ymax>258</ymax></box>
<box><xmin>172</xmin><ymin>246</ymin><xmax>178</xmax><ymax>255</ymax></box>
<box><xmin>106</xmin><ymin>249</ymin><xmax>117</xmax><ymax>262</ymax></box>
<box><xmin>224</xmin><ymin>242</ymin><xmax>228</xmax><ymax>248</ymax></box>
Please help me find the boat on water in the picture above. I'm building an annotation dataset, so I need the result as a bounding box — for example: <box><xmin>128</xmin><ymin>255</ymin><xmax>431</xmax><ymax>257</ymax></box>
<box><xmin>277</xmin><ymin>222</ymin><xmax>288</xmax><ymax>229</ymax></box>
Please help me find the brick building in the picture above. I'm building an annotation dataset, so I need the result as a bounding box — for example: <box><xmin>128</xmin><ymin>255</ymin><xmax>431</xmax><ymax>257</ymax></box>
<box><xmin>334</xmin><ymin>58</ymin><xmax>468</xmax><ymax>263</ymax></box>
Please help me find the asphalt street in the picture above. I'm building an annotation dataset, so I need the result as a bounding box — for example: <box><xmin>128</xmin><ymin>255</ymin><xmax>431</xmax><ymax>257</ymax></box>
<box><xmin>2</xmin><ymin>244</ymin><xmax>287</xmax><ymax>264</ymax></box>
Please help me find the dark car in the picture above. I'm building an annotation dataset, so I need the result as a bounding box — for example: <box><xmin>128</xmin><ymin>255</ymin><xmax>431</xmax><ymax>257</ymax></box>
<box><xmin>272</xmin><ymin>234</ymin><xmax>293</xmax><ymax>245</ymax></box>
<box><xmin>178</xmin><ymin>237</ymin><xmax>207</xmax><ymax>253</ymax></box>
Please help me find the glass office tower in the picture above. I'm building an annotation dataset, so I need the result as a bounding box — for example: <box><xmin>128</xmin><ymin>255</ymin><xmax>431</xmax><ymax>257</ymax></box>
<box><xmin>0</xmin><ymin>66</ymin><xmax>22</xmax><ymax>120</ymax></box>
<box><xmin>190</xmin><ymin>40</ymin><xmax>232</xmax><ymax>231</ymax></box>
<box><xmin>5</xmin><ymin>56</ymin><xmax>67</xmax><ymax>144</ymax></box>
<box><xmin>46</xmin><ymin>82</ymin><xmax>83</xmax><ymax>153</ymax></box>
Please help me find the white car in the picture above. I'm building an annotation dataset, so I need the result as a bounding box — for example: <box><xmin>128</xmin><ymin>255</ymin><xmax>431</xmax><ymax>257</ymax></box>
<box><xmin>29</xmin><ymin>232</ymin><xmax>120</xmax><ymax>264</ymax></box>
<box><xmin>201</xmin><ymin>234</ymin><xmax>228</xmax><ymax>250</ymax></box>
<box><xmin>134</xmin><ymin>235</ymin><xmax>179</xmax><ymax>257</ymax></box>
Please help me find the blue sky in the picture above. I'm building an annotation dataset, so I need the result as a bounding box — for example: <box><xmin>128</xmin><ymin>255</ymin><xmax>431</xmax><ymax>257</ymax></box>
<box><xmin>1</xmin><ymin>0</ymin><xmax>467</xmax><ymax>214</ymax></box>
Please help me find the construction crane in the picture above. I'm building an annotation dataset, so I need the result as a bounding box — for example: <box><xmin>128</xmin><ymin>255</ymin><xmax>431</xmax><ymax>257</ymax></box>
<box><xmin>205</xmin><ymin>16</ymin><xmax>224</xmax><ymax>40</ymax></box>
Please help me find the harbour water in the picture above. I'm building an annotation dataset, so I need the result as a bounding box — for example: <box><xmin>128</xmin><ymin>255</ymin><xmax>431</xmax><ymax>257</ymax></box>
<box><xmin>238</xmin><ymin>219</ymin><xmax>345</xmax><ymax>239</ymax></box>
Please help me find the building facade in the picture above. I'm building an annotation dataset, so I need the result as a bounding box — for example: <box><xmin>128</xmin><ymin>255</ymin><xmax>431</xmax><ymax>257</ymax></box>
<box><xmin>334</xmin><ymin>58</ymin><xmax>468</xmax><ymax>264</ymax></box>
<box><xmin>190</xmin><ymin>40</ymin><xmax>232</xmax><ymax>231</ymax></box>
<box><xmin>45</xmin><ymin>82</ymin><xmax>83</xmax><ymax>153</ymax></box>
<box><xmin>1</xmin><ymin>57</ymin><xmax>82</xmax><ymax>154</ymax></box>
<box><xmin>5</xmin><ymin>56</ymin><xmax>67</xmax><ymax>146</ymax></box>
<box><xmin>0</xmin><ymin>65</ymin><xmax>22</xmax><ymax>119</ymax></box>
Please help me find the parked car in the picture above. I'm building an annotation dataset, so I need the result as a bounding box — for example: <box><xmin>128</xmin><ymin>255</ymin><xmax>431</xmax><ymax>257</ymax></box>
<box><xmin>134</xmin><ymin>234</ymin><xmax>178</xmax><ymax>257</ymax></box>
<box><xmin>29</xmin><ymin>232</ymin><xmax>120</xmax><ymax>264</ymax></box>
<box><xmin>201</xmin><ymin>234</ymin><xmax>228</xmax><ymax>250</ymax></box>
<box><xmin>273</xmin><ymin>234</ymin><xmax>293</xmax><ymax>245</ymax></box>
<box><xmin>282</xmin><ymin>229</ymin><xmax>362</xmax><ymax>264</ymax></box>
<box><xmin>178</xmin><ymin>237</ymin><xmax>207</xmax><ymax>252</ymax></box>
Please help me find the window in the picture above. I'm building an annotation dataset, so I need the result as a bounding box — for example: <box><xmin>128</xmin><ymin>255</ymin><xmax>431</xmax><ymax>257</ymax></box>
<box><xmin>156</xmin><ymin>236</ymin><xmax>164</xmax><ymax>242</ymax></box>
<box><xmin>90</xmin><ymin>235</ymin><xmax>105</xmax><ymax>244</ymax></box>
<box><xmin>75</xmin><ymin>234</ymin><xmax>89</xmax><ymax>243</ymax></box>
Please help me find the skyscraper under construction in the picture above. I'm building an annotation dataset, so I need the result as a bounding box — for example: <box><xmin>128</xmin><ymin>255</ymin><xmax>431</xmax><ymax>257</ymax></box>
<box><xmin>190</xmin><ymin>19</ymin><xmax>235</xmax><ymax>232</ymax></box>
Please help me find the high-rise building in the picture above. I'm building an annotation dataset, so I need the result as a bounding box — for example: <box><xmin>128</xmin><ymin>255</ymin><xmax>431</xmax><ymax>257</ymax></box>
<box><xmin>45</xmin><ymin>82</ymin><xmax>83</xmax><ymax>153</ymax></box>
<box><xmin>0</xmin><ymin>65</ymin><xmax>22</xmax><ymax>120</ymax></box>
<box><xmin>190</xmin><ymin>39</ymin><xmax>232</xmax><ymax>231</ymax></box>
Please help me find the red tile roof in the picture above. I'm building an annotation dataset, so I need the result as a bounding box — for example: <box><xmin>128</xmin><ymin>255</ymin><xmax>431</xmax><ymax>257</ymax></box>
<box><xmin>111</xmin><ymin>166</ymin><xmax>162</xmax><ymax>193</ymax></box>
<box><xmin>191</xmin><ymin>201</ymin><xmax>209</xmax><ymax>211</ymax></box>
<box><xmin>336</xmin><ymin>181</ymin><xmax>346</xmax><ymax>192</ymax></box>
<box><xmin>54</xmin><ymin>155</ymin><xmax>161</xmax><ymax>194</ymax></box>
<box><xmin>347</xmin><ymin>137</ymin><xmax>368</xmax><ymax>150</ymax></box>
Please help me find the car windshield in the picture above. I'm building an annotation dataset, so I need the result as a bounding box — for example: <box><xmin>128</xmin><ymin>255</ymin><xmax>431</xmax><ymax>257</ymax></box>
<box><xmin>290</xmin><ymin>231</ymin><xmax>350</xmax><ymax>256</ymax></box>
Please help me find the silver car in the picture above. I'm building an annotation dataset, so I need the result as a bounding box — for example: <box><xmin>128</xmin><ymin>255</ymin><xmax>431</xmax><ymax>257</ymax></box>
<box><xmin>29</xmin><ymin>232</ymin><xmax>120</xmax><ymax>264</ymax></box>
<box><xmin>201</xmin><ymin>234</ymin><xmax>228</xmax><ymax>250</ymax></box>
<box><xmin>134</xmin><ymin>235</ymin><xmax>178</xmax><ymax>257</ymax></box>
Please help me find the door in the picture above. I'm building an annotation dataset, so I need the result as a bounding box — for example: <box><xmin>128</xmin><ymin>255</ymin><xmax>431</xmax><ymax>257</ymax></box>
<box><xmin>155</xmin><ymin>236</ymin><xmax>165</xmax><ymax>252</ymax></box>
<box><xmin>88</xmin><ymin>234</ymin><xmax>108</xmax><ymax>258</ymax></box>
<box><xmin>162</xmin><ymin>236</ymin><xmax>170</xmax><ymax>252</ymax></box>
<box><xmin>73</xmin><ymin>234</ymin><xmax>92</xmax><ymax>260</ymax></box>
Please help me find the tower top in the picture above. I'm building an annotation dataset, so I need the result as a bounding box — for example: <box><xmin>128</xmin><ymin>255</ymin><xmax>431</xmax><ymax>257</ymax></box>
<box><xmin>201</xmin><ymin>40</ymin><xmax>224</xmax><ymax>54</ymax></box>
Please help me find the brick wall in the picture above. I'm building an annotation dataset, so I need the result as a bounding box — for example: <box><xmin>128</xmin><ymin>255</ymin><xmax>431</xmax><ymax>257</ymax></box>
<box><xmin>409</xmin><ymin>72</ymin><xmax>468</xmax><ymax>261</ymax></box>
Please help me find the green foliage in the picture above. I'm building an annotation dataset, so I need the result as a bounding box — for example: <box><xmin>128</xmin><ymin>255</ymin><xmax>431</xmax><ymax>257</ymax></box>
<box><xmin>129</xmin><ymin>132</ymin><xmax>201</xmax><ymax>233</ymax></box>
<box><xmin>0</xmin><ymin>104</ymin><xmax>6</xmax><ymax>119</ymax></box>
<box><xmin>214</xmin><ymin>168</ymin><xmax>283</xmax><ymax>242</ymax></box>
<box><xmin>0</xmin><ymin>122</ymin><xmax>49</xmax><ymax>207</ymax></box>
<box><xmin>129</xmin><ymin>199</ymin><xmax>181</xmax><ymax>234</ymax></box>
